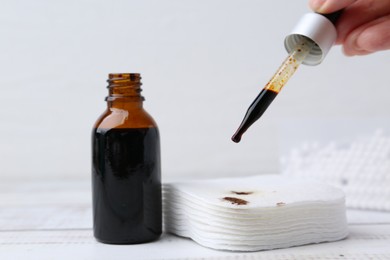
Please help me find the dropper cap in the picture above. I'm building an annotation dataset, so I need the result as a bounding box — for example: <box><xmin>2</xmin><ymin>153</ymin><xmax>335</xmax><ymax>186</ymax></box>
<box><xmin>284</xmin><ymin>10</ymin><xmax>343</xmax><ymax>66</ymax></box>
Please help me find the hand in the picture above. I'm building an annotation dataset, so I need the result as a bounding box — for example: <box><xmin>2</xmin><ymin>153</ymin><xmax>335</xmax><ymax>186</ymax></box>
<box><xmin>309</xmin><ymin>0</ymin><xmax>390</xmax><ymax>56</ymax></box>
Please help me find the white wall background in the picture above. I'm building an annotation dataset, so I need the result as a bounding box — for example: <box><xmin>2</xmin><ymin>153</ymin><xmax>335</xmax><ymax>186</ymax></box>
<box><xmin>1</xmin><ymin>0</ymin><xmax>389</xmax><ymax>182</ymax></box>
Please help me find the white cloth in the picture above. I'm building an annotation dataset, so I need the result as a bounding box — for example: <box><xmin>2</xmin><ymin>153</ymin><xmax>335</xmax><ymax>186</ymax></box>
<box><xmin>163</xmin><ymin>174</ymin><xmax>348</xmax><ymax>251</ymax></box>
<box><xmin>281</xmin><ymin>129</ymin><xmax>390</xmax><ymax>211</ymax></box>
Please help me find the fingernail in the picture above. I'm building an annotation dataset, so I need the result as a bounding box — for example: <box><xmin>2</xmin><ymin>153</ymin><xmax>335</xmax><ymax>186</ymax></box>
<box><xmin>309</xmin><ymin>0</ymin><xmax>327</xmax><ymax>12</ymax></box>
<box><xmin>342</xmin><ymin>46</ymin><xmax>355</xmax><ymax>56</ymax></box>
<box><xmin>344</xmin><ymin>31</ymin><xmax>361</xmax><ymax>56</ymax></box>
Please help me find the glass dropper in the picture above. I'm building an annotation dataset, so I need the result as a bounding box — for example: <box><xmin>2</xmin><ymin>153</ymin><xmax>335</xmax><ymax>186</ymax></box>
<box><xmin>231</xmin><ymin>37</ymin><xmax>315</xmax><ymax>143</ymax></box>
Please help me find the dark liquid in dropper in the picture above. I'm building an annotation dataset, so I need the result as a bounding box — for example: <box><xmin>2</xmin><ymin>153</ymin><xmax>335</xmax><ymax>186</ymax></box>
<box><xmin>92</xmin><ymin>127</ymin><xmax>162</xmax><ymax>244</ymax></box>
<box><xmin>231</xmin><ymin>89</ymin><xmax>278</xmax><ymax>143</ymax></box>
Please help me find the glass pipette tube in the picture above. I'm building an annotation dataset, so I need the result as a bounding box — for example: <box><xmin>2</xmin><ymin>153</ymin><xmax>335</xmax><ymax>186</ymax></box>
<box><xmin>232</xmin><ymin>37</ymin><xmax>315</xmax><ymax>143</ymax></box>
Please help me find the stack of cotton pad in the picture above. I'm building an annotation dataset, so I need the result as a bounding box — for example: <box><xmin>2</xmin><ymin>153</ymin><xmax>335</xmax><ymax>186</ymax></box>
<box><xmin>163</xmin><ymin>175</ymin><xmax>348</xmax><ymax>251</ymax></box>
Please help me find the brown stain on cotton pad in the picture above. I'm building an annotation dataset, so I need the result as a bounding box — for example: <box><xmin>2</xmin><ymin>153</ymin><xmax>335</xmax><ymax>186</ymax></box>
<box><xmin>222</xmin><ymin>197</ymin><xmax>248</xmax><ymax>205</ymax></box>
<box><xmin>231</xmin><ymin>191</ymin><xmax>253</xmax><ymax>195</ymax></box>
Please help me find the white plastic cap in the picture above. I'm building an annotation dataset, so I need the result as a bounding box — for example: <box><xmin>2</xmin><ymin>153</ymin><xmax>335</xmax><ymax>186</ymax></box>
<box><xmin>284</xmin><ymin>12</ymin><xmax>339</xmax><ymax>66</ymax></box>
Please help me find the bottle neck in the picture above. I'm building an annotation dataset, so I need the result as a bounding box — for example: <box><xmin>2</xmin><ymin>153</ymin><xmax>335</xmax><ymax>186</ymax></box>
<box><xmin>106</xmin><ymin>73</ymin><xmax>144</xmax><ymax>109</ymax></box>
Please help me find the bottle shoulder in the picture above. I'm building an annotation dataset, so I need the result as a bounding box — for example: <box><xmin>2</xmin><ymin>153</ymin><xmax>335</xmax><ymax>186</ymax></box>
<box><xmin>93</xmin><ymin>108</ymin><xmax>158</xmax><ymax>130</ymax></box>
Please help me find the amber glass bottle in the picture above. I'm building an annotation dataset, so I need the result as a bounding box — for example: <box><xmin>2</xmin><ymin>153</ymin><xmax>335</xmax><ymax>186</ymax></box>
<box><xmin>91</xmin><ymin>73</ymin><xmax>162</xmax><ymax>244</ymax></box>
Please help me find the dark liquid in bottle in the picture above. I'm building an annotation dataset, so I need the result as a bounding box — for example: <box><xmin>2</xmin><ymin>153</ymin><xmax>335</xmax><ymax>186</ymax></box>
<box><xmin>232</xmin><ymin>89</ymin><xmax>278</xmax><ymax>143</ymax></box>
<box><xmin>92</xmin><ymin>127</ymin><xmax>162</xmax><ymax>244</ymax></box>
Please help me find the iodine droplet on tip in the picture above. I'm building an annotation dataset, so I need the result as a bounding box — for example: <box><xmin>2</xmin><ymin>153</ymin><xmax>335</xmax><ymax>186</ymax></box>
<box><xmin>231</xmin><ymin>134</ymin><xmax>241</xmax><ymax>143</ymax></box>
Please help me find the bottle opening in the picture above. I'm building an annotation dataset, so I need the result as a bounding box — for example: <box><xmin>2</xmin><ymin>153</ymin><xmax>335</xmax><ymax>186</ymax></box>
<box><xmin>108</xmin><ymin>73</ymin><xmax>141</xmax><ymax>84</ymax></box>
<box><xmin>106</xmin><ymin>73</ymin><xmax>144</xmax><ymax>101</ymax></box>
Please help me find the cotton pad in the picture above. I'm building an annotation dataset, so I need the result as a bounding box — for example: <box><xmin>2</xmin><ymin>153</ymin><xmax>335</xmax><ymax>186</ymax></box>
<box><xmin>163</xmin><ymin>174</ymin><xmax>348</xmax><ymax>251</ymax></box>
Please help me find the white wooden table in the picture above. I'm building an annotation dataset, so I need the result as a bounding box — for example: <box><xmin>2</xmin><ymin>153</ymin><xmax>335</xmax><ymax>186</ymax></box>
<box><xmin>1</xmin><ymin>180</ymin><xmax>390</xmax><ymax>259</ymax></box>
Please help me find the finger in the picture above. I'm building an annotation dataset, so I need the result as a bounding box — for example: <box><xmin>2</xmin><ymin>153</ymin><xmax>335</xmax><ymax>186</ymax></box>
<box><xmin>309</xmin><ymin>0</ymin><xmax>357</xmax><ymax>13</ymax></box>
<box><xmin>343</xmin><ymin>14</ymin><xmax>390</xmax><ymax>56</ymax></box>
<box><xmin>335</xmin><ymin>0</ymin><xmax>390</xmax><ymax>45</ymax></box>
